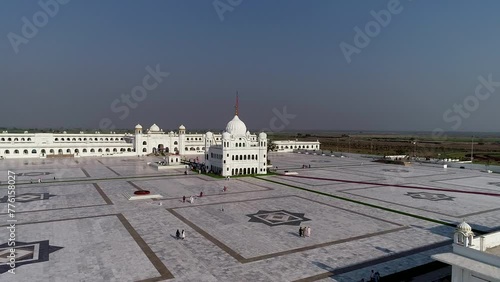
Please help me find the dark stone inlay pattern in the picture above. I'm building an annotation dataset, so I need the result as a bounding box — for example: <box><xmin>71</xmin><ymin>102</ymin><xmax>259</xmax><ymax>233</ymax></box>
<box><xmin>0</xmin><ymin>193</ymin><xmax>54</xmax><ymax>203</ymax></box>
<box><xmin>0</xmin><ymin>214</ymin><xmax>174</xmax><ymax>280</ymax></box>
<box><xmin>105</xmin><ymin>166</ymin><xmax>121</xmax><ymax>176</ymax></box>
<box><xmin>116</xmin><ymin>214</ymin><xmax>174</xmax><ymax>280</ymax></box>
<box><xmin>0</xmin><ymin>240</ymin><xmax>63</xmax><ymax>274</ymax></box>
<box><xmin>340</xmin><ymin>186</ymin><xmax>500</xmax><ymax>218</ymax></box>
<box><xmin>405</xmin><ymin>192</ymin><xmax>455</xmax><ymax>201</ymax></box>
<box><xmin>93</xmin><ymin>183</ymin><xmax>113</xmax><ymax>205</ymax></box>
<box><xmin>247</xmin><ymin>210</ymin><xmax>310</xmax><ymax>226</ymax></box>
<box><xmin>168</xmin><ymin>195</ymin><xmax>406</xmax><ymax>263</ymax></box>
<box><xmin>81</xmin><ymin>168</ymin><xmax>91</xmax><ymax>177</ymax></box>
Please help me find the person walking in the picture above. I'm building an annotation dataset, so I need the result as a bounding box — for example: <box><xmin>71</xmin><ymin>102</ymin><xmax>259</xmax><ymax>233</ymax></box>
<box><xmin>299</xmin><ymin>226</ymin><xmax>303</xmax><ymax>237</ymax></box>
<box><xmin>181</xmin><ymin>230</ymin><xmax>185</xmax><ymax>240</ymax></box>
<box><xmin>199</xmin><ymin>191</ymin><xmax>203</xmax><ymax>197</ymax></box>
<box><xmin>182</xmin><ymin>196</ymin><xmax>186</xmax><ymax>203</ymax></box>
<box><xmin>176</xmin><ymin>229</ymin><xmax>180</xmax><ymax>239</ymax></box>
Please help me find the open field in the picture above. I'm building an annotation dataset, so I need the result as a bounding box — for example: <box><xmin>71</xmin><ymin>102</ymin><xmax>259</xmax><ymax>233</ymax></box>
<box><xmin>270</xmin><ymin>131</ymin><xmax>500</xmax><ymax>165</ymax></box>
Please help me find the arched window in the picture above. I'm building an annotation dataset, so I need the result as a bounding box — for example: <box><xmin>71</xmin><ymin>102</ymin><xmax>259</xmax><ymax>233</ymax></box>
<box><xmin>84</xmin><ymin>138</ymin><xmax>87</xmax><ymax>141</ymax></box>
<box><xmin>55</xmin><ymin>138</ymin><xmax>59</xmax><ymax>141</ymax></box>
<box><xmin>58</xmin><ymin>149</ymin><xmax>63</xmax><ymax>154</ymax></box>
<box><xmin>83</xmin><ymin>149</ymin><xmax>87</xmax><ymax>153</ymax></box>
<box><xmin>72</xmin><ymin>138</ymin><xmax>76</xmax><ymax>141</ymax></box>
<box><xmin>142</xmin><ymin>148</ymin><xmax>147</xmax><ymax>152</ymax></box>
<box><xmin>21</xmin><ymin>138</ymin><xmax>25</xmax><ymax>141</ymax></box>
<box><xmin>75</xmin><ymin>149</ymin><xmax>79</xmax><ymax>153</ymax></box>
<box><xmin>32</xmin><ymin>149</ymin><xmax>37</xmax><ymax>154</ymax></box>
<box><xmin>174</xmin><ymin>141</ymin><xmax>178</xmax><ymax>145</ymax></box>
<box><xmin>50</xmin><ymin>149</ymin><xmax>54</xmax><ymax>154</ymax></box>
<box><xmin>143</xmin><ymin>141</ymin><xmax>147</xmax><ymax>145</ymax></box>
<box><xmin>67</xmin><ymin>149</ymin><xmax>71</xmax><ymax>153</ymax></box>
<box><xmin>185</xmin><ymin>147</ymin><xmax>188</xmax><ymax>151</ymax></box>
<box><xmin>1</xmin><ymin>138</ymin><xmax>4</xmax><ymax>141</ymax></box>
<box><xmin>14</xmin><ymin>138</ymin><xmax>18</xmax><ymax>141</ymax></box>
<box><xmin>105</xmin><ymin>148</ymin><xmax>110</xmax><ymax>152</ymax></box>
<box><xmin>14</xmin><ymin>150</ymin><xmax>19</xmax><ymax>154</ymax></box>
<box><xmin>90</xmin><ymin>149</ymin><xmax>95</xmax><ymax>153</ymax></box>
<box><xmin>127</xmin><ymin>148</ymin><xmax>131</xmax><ymax>152</ymax></box>
<box><xmin>8</xmin><ymin>138</ymin><xmax>11</xmax><ymax>141</ymax></box>
<box><xmin>5</xmin><ymin>150</ymin><xmax>9</xmax><ymax>154</ymax></box>
<box><xmin>98</xmin><ymin>148</ymin><xmax>103</xmax><ymax>152</ymax></box>
<box><xmin>23</xmin><ymin>149</ymin><xmax>28</xmax><ymax>154</ymax></box>
<box><xmin>113</xmin><ymin>148</ymin><xmax>117</xmax><ymax>152</ymax></box>
<box><xmin>196</xmin><ymin>147</ymin><xmax>200</xmax><ymax>150</ymax></box>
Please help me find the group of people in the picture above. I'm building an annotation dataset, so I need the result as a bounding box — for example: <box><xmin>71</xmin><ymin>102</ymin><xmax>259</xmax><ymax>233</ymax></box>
<box><xmin>298</xmin><ymin>226</ymin><xmax>311</xmax><ymax>237</ymax></box>
<box><xmin>182</xmin><ymin>191</ymin><xmax>205</xmax><ymax>204</ymax></box>
<box><xmin>175</xmin><ymin>229</ymin><xmax>185</xmax><ymax>240</ymax></box>
<box><xmin>302</xmin><ymin>164</ymin><xmax>311</xmax><ymax>168</ymax></box>
<box><xmin>182</xmin><ymin>195</ymin><xmax>195</xmax><ymax>204</ymax></box>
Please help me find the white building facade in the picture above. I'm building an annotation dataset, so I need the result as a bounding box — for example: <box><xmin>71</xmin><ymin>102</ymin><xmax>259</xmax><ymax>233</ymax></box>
<box><xmin>432</xmin><ymin>221</ymin><xmax>500</xmax><ymax>282</ymax></box>
<box><xmin>0</xmin><ymin>115</ymin><xmax>318</xmax><ymax>161</ymax></box>
<box><xmin>273</xmin><ymin>139</ymin><xmax>320</xmax><ymax>152</ymax></box>
<box><xmin>204</xmin><ymin>114</ymin><xmax>268</xmax><ymax>176</ymax></box>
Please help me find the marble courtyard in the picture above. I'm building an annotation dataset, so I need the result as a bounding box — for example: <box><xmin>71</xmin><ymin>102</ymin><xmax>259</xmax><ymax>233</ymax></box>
<box><xmin>1</xmin><ymin>152</ymin><xmax>500</xmax><ymax>281</ymax></box>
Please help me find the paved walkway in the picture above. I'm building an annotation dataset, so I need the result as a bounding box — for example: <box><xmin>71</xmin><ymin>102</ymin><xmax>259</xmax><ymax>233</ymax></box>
<box><xmin>1</xmin><ymin>153</ymin><xmax>498</xmax><ymax>281</ymax></box>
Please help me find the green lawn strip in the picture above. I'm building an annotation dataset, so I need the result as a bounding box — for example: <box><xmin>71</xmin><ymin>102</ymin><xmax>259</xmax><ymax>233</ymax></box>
<box><xmin>254</xmin><ymin>176</ymin><xmax>457</xmax><ymax>229</ymax></box>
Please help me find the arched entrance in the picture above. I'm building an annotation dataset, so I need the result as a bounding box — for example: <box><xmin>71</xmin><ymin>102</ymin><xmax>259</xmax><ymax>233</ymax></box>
<box><xmin>158</xmin><ymin>144</ymin><xmax>164</xmax><ymax>153</ymax></box>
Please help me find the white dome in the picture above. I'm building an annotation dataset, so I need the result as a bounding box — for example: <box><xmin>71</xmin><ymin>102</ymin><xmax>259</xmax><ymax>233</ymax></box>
<box><xmin>457</xmin><ymin>221</ymin><xmax>472</xmax><ymax>233</ymax></box>
<box><xmin>222</xmin><ymin>132</ymin><xmax>231</xmax><ymax>140</ymax></box>
<box><xmin>149</xmin><ymin>124</ymin><xmax>160</xmax><ymax>132</ymax></box>
<box><xmin>225</xmin><ymin>115</ymin><xmax>247</xmax><ymax>136</ymax></box>
<box><xmin>206</xmin><ymin>131</ymin><xmax>213</xmax><ymax>138</ymax></box>
<box><xmin>259</xmin><ymin>132</ymin><xmax>267</xmax><ymax>140</ymax></box>
<box><xmin>179</xmin><ymin>125</ymin><xmax>186</xmax><ymax>130</ymax></box>
<box><xmin>135</xmin><ymin>124</ymin><xmax>142</xmax><ymax>129</ymax></box>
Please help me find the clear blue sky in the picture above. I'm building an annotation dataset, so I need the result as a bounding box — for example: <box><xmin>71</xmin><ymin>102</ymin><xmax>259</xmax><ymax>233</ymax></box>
<box><xmin>1</xmin><ymin>0</ymin><xmax>500</xmax><ymax>132</ymax></box>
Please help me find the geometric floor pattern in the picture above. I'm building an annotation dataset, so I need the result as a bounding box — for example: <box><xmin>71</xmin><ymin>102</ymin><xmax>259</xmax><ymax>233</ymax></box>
<box><xmin>0</xmin><ymin>153</ymin><xmax>498</xmax><ymax>281</ymax></box>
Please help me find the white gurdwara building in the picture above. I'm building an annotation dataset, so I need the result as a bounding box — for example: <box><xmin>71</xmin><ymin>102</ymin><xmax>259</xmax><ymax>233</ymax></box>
<box><xmin>0</xmin><ymin>102</ymin><xmax>320</xmax><ymax>176</ymax></box>
<box><xmin>432</xmin><ymin>221</ymin><xmax>500</xmax><ymax>282</ymax></box>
